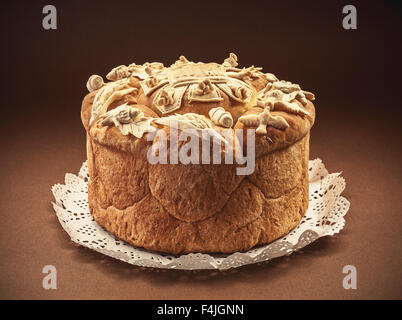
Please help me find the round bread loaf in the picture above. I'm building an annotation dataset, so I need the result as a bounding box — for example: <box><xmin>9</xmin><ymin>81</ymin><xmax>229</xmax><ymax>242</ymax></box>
<box><xmin>81</xmin><ymin>54</ymin><xmax>316</xmax><ymax>254</ymax></box>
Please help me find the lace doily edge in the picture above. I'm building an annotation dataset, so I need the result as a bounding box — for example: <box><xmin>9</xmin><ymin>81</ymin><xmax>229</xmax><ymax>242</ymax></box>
<box><xmin>50</xmin><ymin>158</ymin><xmax>350</xmax><ymax>270</ymax></box>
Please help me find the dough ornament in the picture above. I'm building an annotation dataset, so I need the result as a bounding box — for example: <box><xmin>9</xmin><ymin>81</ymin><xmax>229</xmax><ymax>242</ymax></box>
<box><xmin>239</xmin><ymin>106</ymin><xmax>289</xmax><ymax>134</ymax></box>
<box><xmin>86</xmin><ymin>74</ymin><xmax>104</xmax><ymax>92</ymax></box>
<box><xmin>208</xmin><ymin>107</ymin><xmax>234</xmax><ymax>128</ymax></box>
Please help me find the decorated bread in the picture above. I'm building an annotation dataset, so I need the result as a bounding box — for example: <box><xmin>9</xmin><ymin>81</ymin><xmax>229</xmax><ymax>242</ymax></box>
<box><xmin>81</xmin><ymin>53</ymin><xmax>315</xmax><ymax>254</ymax></box>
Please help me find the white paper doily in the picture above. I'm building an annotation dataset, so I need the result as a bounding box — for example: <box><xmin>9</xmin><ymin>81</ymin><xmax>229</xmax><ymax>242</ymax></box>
<box><xmin>51</xmin><ymin>158</ymin><xmax>349</xmax><ymax>270</ymax></box>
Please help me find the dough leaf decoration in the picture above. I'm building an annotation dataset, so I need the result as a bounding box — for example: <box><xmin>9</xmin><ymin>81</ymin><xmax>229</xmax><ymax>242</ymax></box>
<box><xmin>90</xmin><ymin>79</ymin><xmax>139</xmax><ymax>125</ymax></box>
<box><xmin>101</xmin><ymin>104</ymin><xmax>156</xmax><ymax>139</ymax></box>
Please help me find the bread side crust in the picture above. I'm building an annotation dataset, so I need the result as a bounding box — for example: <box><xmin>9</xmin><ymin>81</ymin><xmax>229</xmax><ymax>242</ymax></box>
<box><xmin>87</xmin><ymin>132</ymin><xmax>310</xmax><ymax>254</ymax></box>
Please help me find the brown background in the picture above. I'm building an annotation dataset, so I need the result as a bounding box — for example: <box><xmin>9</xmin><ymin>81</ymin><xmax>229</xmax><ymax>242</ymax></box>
<box><xmin>0</xmin><ymin>0</ymin><xmax>401</xmax><ymax>299</ymax></box>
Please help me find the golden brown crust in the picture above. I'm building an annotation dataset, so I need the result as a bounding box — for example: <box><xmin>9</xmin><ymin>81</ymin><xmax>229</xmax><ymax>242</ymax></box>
<box><xmin>247</xmin><ymin>74</ymin><xmax>269</xmax><ymax>92</ymax></box>
<box><xmin>81</xmin><ymin>91</ymin><xmax>97</xmax><ymax>131</ymax></box>
<box><xmin>87</xmin><ymin>133</ymin><xmax>310</xmax><ymax>254</ymax></box>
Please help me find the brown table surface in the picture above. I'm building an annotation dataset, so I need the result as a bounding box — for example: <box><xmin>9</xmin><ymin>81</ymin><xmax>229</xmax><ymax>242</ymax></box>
<box><xmin>1</xmin><ymin>1</ymin><xmax>401</xmax><ymax>299</ymax></box>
